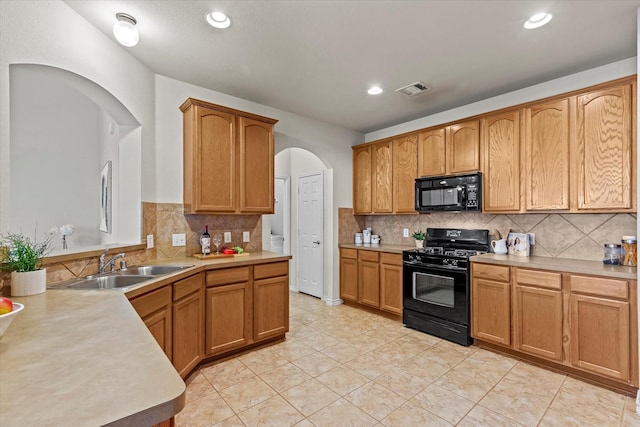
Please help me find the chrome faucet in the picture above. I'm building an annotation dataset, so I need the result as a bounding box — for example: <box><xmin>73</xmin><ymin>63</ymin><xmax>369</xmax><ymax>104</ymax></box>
<box><xmin>99</xmin><ymin>250</ymin><xmax>127</xmax><ymax>273</ymax></box>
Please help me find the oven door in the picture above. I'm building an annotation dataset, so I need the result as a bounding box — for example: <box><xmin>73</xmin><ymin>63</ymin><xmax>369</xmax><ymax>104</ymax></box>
<box><xmin>403</xmin><ymin>263</ymin><xmax>469</xmax><ymax>326</ymax></box>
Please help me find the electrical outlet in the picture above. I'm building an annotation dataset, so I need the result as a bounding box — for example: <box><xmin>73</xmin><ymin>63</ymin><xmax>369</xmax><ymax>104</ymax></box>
<box><xmin>403</xmin><ymin>228</ymin><xmax>409</xmax><ymax>238</ymax></box>
<box><xmin>224</xmin><ymin>232</ymin><xmax>232</xmax><ymax>243</ymax></box>
<box><xmin>172</xmin><ymin>233</ymin><xmax>186</xmax><ymax>246</ymax></box>
<box><xmin>146</xmin><ymin>234</ymin><xmax>154</xmax><ymax>249</ymax></box>
<box><xmin>243</xmin><ymin>231</ymin><xmax>250</xmax><ymax>242</ymax></box>
<box><xmin>529</xmin><ymin>233</ymin><xmax>536</xmax><ymax>245</ymax></box>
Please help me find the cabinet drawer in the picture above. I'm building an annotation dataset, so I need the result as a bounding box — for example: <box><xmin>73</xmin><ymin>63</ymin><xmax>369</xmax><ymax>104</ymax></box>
<box><xmin>515</xmin><ymin>268</ymin><xmax>561</xmax><ymax>290</ymax></box>
<box><xmin>380</xmin><ymin>252</ymin><xmax>402</xmax><ymax>265</ymax></box>
<box><xmin>206</xmin><ymin>267</ymin><xmax>250</xmax><ymax>287</ymax></box>
<box><xmin>570</xmin><ymin>275</ymin><xmax>628</xmax><ymax>299</ymax></box>
<box><xmin>359</xmin><ymin>250</ymin><xmax>379</xmax><ymax>262</ymax></box>
<box><xmin>254</xmin><ymin>261</ymin><xmax>288</xmax><ymax>280</ymax></box>
<box><xmin>173</xmin><ymin>274</ymin><xmax>203</xmax><ymax>301</ymax></box>
<box><xmin>129</xmin><ymin>286</ymin><xmax>172</xmax><ymax>318</ymax></box>
<box><xmin>472</xmin><ymin>263</ymin><xmax>510</xmax><ymax>282</ymax></box>
<box><xmin>341</xmin><ymin>248</ymin><xmax>358</xmax><ymax>259</ymax></box>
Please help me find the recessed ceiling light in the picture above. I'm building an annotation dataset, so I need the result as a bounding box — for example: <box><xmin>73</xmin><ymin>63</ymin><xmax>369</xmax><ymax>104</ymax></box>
<box><xmin>524</xmin><ymin>12</ymin><xmax>552</xmax><ymax>29</ymax></box>
<box><xmin>113</xmin><ymin>13</ymin><xmax>139</xmax><ymax>47</ymax></box>
<box><xmin>206</xmin><ymin>11</ymin><xmax>231</xmax><ymax>29</ymax></box>
<box><xmin>368</xmin><ymin>86</ymin><xmax>383</xmax><ymax>95</ymax></box>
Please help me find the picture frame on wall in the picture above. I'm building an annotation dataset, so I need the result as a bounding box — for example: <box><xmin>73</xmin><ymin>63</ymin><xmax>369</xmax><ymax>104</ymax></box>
<box><xmin>100</xmin><ymin>161</ymin><xmax>112</xmax><ymax>233</ymax></box>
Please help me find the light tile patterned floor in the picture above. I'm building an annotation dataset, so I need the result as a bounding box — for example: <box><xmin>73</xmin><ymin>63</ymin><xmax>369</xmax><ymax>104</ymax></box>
<box><xmin>176</xmin><ymin>292</ymin><xmax>639</xmax><ymax>426</ymax></box>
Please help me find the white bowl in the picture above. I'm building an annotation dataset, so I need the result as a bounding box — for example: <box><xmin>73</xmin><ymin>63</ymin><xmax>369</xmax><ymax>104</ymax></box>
<box><xmin>0</xmin><ymin>302</ymin><xmax>24</xmax><ymax>337</ymax></box>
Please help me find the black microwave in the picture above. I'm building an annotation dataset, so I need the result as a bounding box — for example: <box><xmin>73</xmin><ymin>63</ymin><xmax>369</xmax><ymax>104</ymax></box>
<box><xmin>415</xmin><ymin>172</ymin><xmax>482</xmax><ymax>212</ymax></box>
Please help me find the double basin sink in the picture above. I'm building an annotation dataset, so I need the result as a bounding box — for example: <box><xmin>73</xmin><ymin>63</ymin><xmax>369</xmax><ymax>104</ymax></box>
<box><xmin>48</xmin><ymin>265</ymin><xmax>194</xmax><ymax>290</ymax></box>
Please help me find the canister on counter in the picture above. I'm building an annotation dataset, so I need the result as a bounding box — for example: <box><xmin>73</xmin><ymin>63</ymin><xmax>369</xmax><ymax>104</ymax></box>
<box><xmin>621</xmin><ymin>236</ymin><xmax>637</xmax><ymax>266</ymax></box>
<box><xmin>603</xmin><ymin>244</ymin><xmax>622</xmax><ymax>265</ymax></box>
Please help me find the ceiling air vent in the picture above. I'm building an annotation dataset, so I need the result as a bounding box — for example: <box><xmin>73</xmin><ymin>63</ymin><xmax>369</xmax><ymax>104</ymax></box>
<box><xmin>395</xmin><ymin>81</ymin><xmax>431</xmax><ymax>97</ymax></box>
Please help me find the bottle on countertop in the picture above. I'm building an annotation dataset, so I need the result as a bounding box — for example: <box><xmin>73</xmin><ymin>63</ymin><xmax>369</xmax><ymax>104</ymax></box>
<box><xmin>201</xmin><ymin>225</ymin><xmax>211</xmax><ymax>255</ymax></box>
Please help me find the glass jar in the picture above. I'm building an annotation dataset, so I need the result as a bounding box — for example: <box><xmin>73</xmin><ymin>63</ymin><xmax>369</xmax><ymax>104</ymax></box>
<box><xmin>603</xmin><ymin>244</ymin><xmax>622</xmax><ymax>265</ymax></box>
<box><xmin>621</xmin><ymin>236</ymin><xmax>637</xmax><ymax>267</ymax></box>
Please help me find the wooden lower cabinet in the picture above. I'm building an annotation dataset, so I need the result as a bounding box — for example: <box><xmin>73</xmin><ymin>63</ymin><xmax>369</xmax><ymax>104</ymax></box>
<box><xmin>129</xmin><ymin>285</ymin><xmax>173</xmax><ymax>360</ymax></box>
<box><xmin>512</xmin><ymin>269</ymin><xmax>563</xmax><ymax>361</ymax></box>
<box><xmin>254</xmin><ymin>261</ymin><xmax>290</xmax><ymax>341</ymax></box>
<box><xmin>379</xmin><ymin>253</ymin><xmax>402</xmax><ymax>315</ymax></box>
<box><xmin>172</xmin><ymin>274</ymin><xmax>204</xmax><ymax>378</ymax></box>
<box><xmin>472</xmin><ymin>261</ymin><xmax>638</xmax><ymax>389</ymax></box>
<box><xmin>205</xmin><ymin>281</ymin><xmax>252</xmax><ymax>356</ymax></box>
<box><xmin>340</xmin><ymin>249</ymin><xmax>358</xmax><ymax>302</ymax></box>
<box><xmin>340</xmin><ymin>248</ymin><xmax>403</xmax><ymax>316</ymax></box>
<box><xmin>358</xmin><ymin>250</ymin><xmax>380</xmax><ymax>308</ymax></box>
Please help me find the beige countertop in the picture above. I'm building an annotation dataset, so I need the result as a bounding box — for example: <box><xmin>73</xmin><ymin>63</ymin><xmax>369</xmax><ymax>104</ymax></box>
<box><xmin>471</xmin><ymin>253</ymin><xmax>638</xmax><ymax>280</ymax></box>
<box><xmin>339</xmin><ymin>243</ymin><xmax>415</xmax><ymax>254</ymax></box>
<box><xmin>0</xmin><ymin>251</ymin><xmax>292</xmax><ymax>426</ymax></box>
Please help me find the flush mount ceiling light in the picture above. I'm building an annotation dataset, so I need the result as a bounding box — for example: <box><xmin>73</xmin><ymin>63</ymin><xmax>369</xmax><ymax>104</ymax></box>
<box><xmin>113</xmin><ymin>13</ymin><xmax>139</xmax><ymax>47</ymax></box>
<box><xmin>368</xmin><ymin>86</ymin><xmax>383</xmax><ymax>95</ymax></box>
<box><xmin>206</xmin><ymin>11</ymin><xmax>231</xmax><ymax>29</ymax></box>
<box><xmin>524</xmin><ymin>12</ymin><xmax>552</xmax><ymax>29</ymax></box>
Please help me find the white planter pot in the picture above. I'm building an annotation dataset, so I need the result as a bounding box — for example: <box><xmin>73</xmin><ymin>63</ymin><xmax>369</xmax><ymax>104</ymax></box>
<box><xmin>415</xmin><ymin>240</ymin><xmax>424</xmax><ymax>248</ymax></box>
<box><xmin>11</xmin><ymin>269</ymin><xmax>47</xmax><ymax>297</ymax></box>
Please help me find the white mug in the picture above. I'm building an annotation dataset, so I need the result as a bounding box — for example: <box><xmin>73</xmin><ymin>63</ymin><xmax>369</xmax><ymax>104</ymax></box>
<box><xmin>355</xmin><ymin>233</ymin><xmax>363</xmax><ymax>244</ymax></box>
<box><xmin>491</xmin><ymin>239</ymin><xmax>508</xmax><ymax>254</ymax></box>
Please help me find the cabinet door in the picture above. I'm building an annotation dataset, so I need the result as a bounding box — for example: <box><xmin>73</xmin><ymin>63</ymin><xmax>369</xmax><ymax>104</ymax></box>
<box><xmin>380</xmin><ymin>255</ymin><xmax>402</xmax><ymax>315</ymax></box>
<box><xmin>513</xmin><ymin>285</ymin><xmax>563</xmax><ymax>361</ymax></box>
<box><xmin>173</xmin><ymin>290</ymin><xmax>204</xmax><ymax>378</ymax></box>
<box><xmin>192</xmin><ymin>106</ymin><xmax>236</xmax><ymax>213</ymax></box>
<box><xmin>340</xmin><ymin>254</ymin><xmax>358</xmax><ymax>302</ymax></box>
<box><xmin>447</xmin><ymin>120</ymin><xmax>480</xmax><ymax>174</ymax></box>
<box><xmin>471</xmin><ymin>278</ymin><xmax>511</xmax><ymax>346</ymax></box>
<box><xmin>393</xmin><ymin>135</ymin><xmax>418</xmax><ymax>213</ymax></box>
<box><xmin>205</xmin><ymin>282</ymin><xmax>252</xmax><ymax>356</ymax></box>
<box><xmin>358</xmin><ymin>252</ymin><xmax>380</xmax><ymax>308</ymax></box>
<box><xmin>574</xmin><ymin>83</ymin><xmax>634</xmax><ymax>211</ymax></box>
<box><xmin>372</xmin><ymin>141</ymin><xmax>393</xmax><ymax>213</ymax></box>
<box><xmin>482</xmin><ymin>111</ymin><xmax>521</xmax><ymax>212</ymax></box>
<box><xmin>238</xmin><ymin>117</ymin><xmax>274</xmax><ymax>213</ymax></box>
<box><xmin>254</xmin><ymin>275</ymin><xmax>289</xmax><ymax>341</ymax></box>
<box><xmin>417</xmin><ymin>128</ymin><xmax>446</xmax><ymax>177</ymax></box>
<box><xmin>570</xmin><ymin>294</ymin><xmax>630</xmax><ymax>382</ymax></box>
<box><xmin>523</xmin><ymin>99</ymin><xmax>570</xmax><ymax>210</ymax></box>
<box><xmin>353</xmin><ymin>146</ymin><xmax>372</xmax><ymax>214</ymax></box>
<box><xmin>129</xmin><ymin>286</ymin><xmax>173</xmax><ymax>360</ymax></box>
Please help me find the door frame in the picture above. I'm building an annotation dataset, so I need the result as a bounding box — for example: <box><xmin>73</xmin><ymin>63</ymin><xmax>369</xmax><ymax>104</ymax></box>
<box><xmin>275</xmin><ymin>175</ymin><xmax>291</xmax><ymax>255</ymax></box>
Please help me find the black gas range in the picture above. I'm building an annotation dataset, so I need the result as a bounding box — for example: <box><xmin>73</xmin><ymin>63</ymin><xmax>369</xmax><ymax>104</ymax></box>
<box><xmin>402</xmin><ymin>228</ymin><xmax>490</xmax><ymax>346</ymax></box>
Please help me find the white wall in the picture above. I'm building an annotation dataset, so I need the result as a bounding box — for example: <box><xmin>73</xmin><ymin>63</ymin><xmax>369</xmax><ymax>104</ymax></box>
<box><xmin>0</xmin><ymin>0</ymin><xmax>156</xmax><ymax>237</ymax></box>
<box><xmin>366</xmin><ymin>58</ymin><xmax>637</xmax><ymax>141</ymax></box>
<box><xmin>155</xmin><ymin>75</ymin><xmax>362</xmax><ymax>302</ymax></box>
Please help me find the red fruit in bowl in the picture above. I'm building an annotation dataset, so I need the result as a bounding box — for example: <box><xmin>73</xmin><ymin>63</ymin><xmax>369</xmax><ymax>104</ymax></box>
<box><xmin>0</xmin><ymin>296</ymin><xmax>13</xmax><ymax>315</ymax></box>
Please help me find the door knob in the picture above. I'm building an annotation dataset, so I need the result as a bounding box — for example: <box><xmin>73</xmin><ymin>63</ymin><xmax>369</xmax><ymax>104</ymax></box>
<box><xmin>313</xmin><ymin>240</ymin><xmax>321</xmax><ymax>245</ymax></box>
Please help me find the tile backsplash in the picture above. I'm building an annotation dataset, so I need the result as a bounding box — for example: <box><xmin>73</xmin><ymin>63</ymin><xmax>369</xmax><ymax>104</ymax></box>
<box><xmin>339</xmin><ymin>208</ymin><xmax>637</xmax><ymax>261</ymax></box>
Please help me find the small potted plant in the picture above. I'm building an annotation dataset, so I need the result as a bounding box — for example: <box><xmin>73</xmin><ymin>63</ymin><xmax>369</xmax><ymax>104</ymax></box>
<box><xmin>412</xmin><ymin>231</ymin><xmax>425</xmax><ymax>248</ymax></box>
<box><xmin>0</xmin><ymin>231</ymin><xmax>52</xmax><ymax>296</ymax></box>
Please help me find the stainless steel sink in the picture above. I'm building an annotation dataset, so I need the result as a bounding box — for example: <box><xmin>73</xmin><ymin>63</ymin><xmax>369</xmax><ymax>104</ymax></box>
<box><xmin>65</xmin><ymin>275</ymin><xmax>155</xmax><ymax>290</ymax></box>
<box><xmin>122</xmin><ymin>265</ymin><xmax>194</xmax><ymax>276</ymax></box>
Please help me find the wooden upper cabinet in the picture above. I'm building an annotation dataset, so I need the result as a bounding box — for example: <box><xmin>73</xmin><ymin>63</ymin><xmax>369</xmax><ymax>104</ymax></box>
<box><xmin>372</xmin><ymin>141</ymin><xmax>393</xmax><ymax>213</ymax></box>
<box><xmin>418</xmin><ymin>128</ymin><xmax>446</xmax><ymax>177</ymax></box>
<box><xmin>239</xmin><ymin>117</ymin><xmax>274</xmax><ymax>213</ymax></box>
<box><xmin>447</xmin><ymin>120</ymin><xmax>480</xmax><ymax>174</ymax></box>
<box><xmin>523</xmin><ymin>99</ymin><xmax>570</xmax><ymax>210</ymax></box>
<box><xmin>392</xmin><ymin>135</ymin><xmax>417</xmax><ymax>213</ymax></box>
<box><xmin>482</xmin><ymin>110</ymin><xmax>521</xmax><ymax>212</ymax></box>
<box><xmin>180</xmin><ymin>98</ymin><xmax>277</xmax><ymax>214</ymax></box>
<box><xmin>353</xmin><ymin>145</ymin><xmax>372</xmax><ymax>214</ymax></box>
<box><xmin>573</xmin><ymin>82</ymin><xmax>635</xmax><ymax>212</ymax></box>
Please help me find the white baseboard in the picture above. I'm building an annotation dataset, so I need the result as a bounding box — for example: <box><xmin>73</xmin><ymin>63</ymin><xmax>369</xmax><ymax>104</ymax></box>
<box><xmin>289</xmin><ymin>286</ymin><xmax>299</xmax><ymax>293</ymax></box>
<box><xmin>323</xmin><ymin>297</ymin><xmax>342</xmax><ymax>306</ymax></box>
<box><xmin>636</xmin><ymin>390</ymin><xmax>640</xmax><ymax>415</ymax></box>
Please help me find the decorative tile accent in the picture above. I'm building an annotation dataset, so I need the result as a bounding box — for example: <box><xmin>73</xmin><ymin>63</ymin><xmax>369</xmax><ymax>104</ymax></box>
<box><xmin>341</xmin><ymin>208</ymin><xmax>637</xmax><ymax>261</ymax></box>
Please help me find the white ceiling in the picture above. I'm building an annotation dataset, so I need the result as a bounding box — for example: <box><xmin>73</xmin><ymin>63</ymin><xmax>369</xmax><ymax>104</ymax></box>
<box><xmin>64</xmin><ymin>0</ymin><xmax>640</xmax><ymax>134</ymax></box>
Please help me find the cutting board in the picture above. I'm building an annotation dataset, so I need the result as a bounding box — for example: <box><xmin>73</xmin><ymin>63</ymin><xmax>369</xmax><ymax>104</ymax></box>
<box><xmin>192</xmin><ymin>252</ymin><xmax>250</xmax><ymax>260</ymax></box>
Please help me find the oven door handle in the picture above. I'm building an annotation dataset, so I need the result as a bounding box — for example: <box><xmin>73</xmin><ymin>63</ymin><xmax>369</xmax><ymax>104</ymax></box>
<box><xmin>403</xmin><ymin>263</ymin><xmax>467</xmax><ymax>273</ymax></box>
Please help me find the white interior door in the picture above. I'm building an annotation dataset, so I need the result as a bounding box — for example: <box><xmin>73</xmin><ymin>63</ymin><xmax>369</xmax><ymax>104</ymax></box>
<box><xmin>297</xmin><ymin>172</ymin><xmax>323</xmax><ymax>298</ymax></box>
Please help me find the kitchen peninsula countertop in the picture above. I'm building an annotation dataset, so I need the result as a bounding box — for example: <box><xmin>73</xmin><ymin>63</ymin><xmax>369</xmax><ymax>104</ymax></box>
<box><xmin>339</xmin><ymin>243</ymin><xmax>415</xmax><ymax>254</ymax></box>
<box><xmin>471</xmin><ymin>253</ymin><xmax>638</xmax><ymax>280</ymax></box>
<box><xmin>0</xmin><ymin>251</ymin><xmax>292</xmax><ymax>427</ymax></box>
